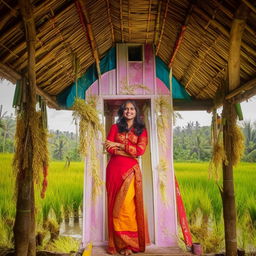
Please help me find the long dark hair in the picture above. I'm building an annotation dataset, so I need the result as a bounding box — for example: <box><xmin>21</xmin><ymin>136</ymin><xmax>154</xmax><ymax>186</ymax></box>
<box><xmin>116</xmin><ymin>100</ymin><xmax>145</xmax><ymax>136</ymax></box>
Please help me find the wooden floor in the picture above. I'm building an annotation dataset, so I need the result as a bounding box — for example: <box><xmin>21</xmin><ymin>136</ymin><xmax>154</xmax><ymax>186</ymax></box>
<box><xmin>92</xmin><ymin>246</ymin><xmax>192</xmax><ymax>256</ymax></box>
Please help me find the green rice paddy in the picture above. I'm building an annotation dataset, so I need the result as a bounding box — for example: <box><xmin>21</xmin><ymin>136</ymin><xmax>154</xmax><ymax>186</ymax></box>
<box><xmin>0</xmin><ymin>153</ymin><xmax>255</xmax><ymax>252</ymax></box>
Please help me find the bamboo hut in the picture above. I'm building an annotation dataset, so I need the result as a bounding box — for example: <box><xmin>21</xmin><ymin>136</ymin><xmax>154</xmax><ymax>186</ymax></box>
<box><xmin>0</xmin><ymin>0</ymin><xmax>256</xmax><ymax>256</ymax></box>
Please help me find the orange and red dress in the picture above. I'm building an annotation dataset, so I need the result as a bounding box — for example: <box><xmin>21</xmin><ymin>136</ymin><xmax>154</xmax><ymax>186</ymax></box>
<box><xmin>106</xmin><ymin>124</ymin><xmax>149</xmax><ymax>254</ymax></box>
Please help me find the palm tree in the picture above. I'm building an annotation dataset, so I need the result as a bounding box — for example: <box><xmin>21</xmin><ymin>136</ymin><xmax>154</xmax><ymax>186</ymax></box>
<box><xmin>0</xmin><ymin>105</ymin><xmax>7</xmax><ymax>128</ymax></box>
<box><xmin>53</xmin><ymin>133</ymin><xmax>67</xmax><ymax>160</ymax></box>
<box><xmin>242</xmin><ymin>120</ymin><xmax>256</xmax><ymax>154</ymax></box>
<box><xmin>1</xmin><ymin>114</ymin><xmax>15</xmax><ymax>152</ymax></box>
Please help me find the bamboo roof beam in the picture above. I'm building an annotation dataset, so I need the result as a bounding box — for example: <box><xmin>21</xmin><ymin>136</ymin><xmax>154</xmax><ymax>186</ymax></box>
<box><xmin>233</xmin><ymin>84</ymin><xmax>256</xmax><ymax>104</ymax></box>
<box><xmin>145</xmin><ymin>0</ymin><xmax>152</xmax><ymax>44</ymax></box>
<box><xmin>168</xmin><ymin>2</ymin><xmax>194</xmax><ymax>68</ymax></box>
<box><xmin>196</xmin><ymin>65</ymin><xmax>226</xmax><ymax>97</ymax></box>
<box><xmin>226</xmin><ymin>77</ymin><xmax>256</xmax><ymax>100</ymax></box>
<box><xmin>155</xmin><ymin>0</ymin><xmax>169</xmax><ymax>55</ymax></box>
<box><xmin>76</xmin><ymin>0</ymin><xmax>101</xmax><ymax>78</ymax></box>
<box><xmin>154</xmin><ymin>0</ymin><xmax>162</xmax><ymax>46</ymax></box>
<box><xmin>194</xmin><ymin>6</ymin><xmax>256</xmax><ymax>56</ymax></box>
<box><xmin>105</xmin><ymin>0</ymin><xmax>115</xmax><ymax>42</ymax></box>
<box><xmin>0</xmin><ymin>1</ymin><xmax>71</xmax><ymax>43</ymax></box>
<box><xmin>185</xmin><ymin>35</ymin><xmax>221</xmax><ymax>89</ymax></box>
<box><xmin>120</xmin><ymin>0</ymin><xmax>124</xmax><ymax>42</ymax></box>
<box><xmin>0</xmin><ymin>3</ymin><xmax>18</xmax><ymax>30</ymax></box>
<box><xmin>211</xmin><ymin>0</ymin><xmax>256</xmax><ymax>36</ymax></box>
<box><xmin>128</xmin><ymin>0</ymin><xmax>131</xmax><ymax>41</ymax></box>
<box><xmin>0</xmin><ymin>23</ymin><xmax>21</xmax><ymax>43</ymax></box>
<box><xmin>1</xmin><ymin>2</ymin><xmax>75</xmax><ymax>64</ymax></box>
<box><xmin>173</xmin><ymin>99</ymin><xmax>214</xmax><ymax>111</ymax></box>
<box><xmin>0</xmin><ymin>62</ymin><xmax>21</xmax><ymax>83</ymax></box>
<box><xmin>241</xmin><ymin>0</ymin><xmax>256</xmax><ymax>14</ymax></box>
<box><xmin>0</xmin><ymin>63</ymin><xmax>59</xmax><ymax>109</ymax></box>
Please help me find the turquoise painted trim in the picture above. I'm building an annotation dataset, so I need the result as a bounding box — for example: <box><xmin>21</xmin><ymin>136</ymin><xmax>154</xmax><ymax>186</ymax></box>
<box><xmin>57</xmin><ymin>47</ymin><xmax>116</xmax><ymax>108</ymax></box>
<box><xmin>155</xmin><ymin>56</ymin><xmax>191</xmax><ymax>100</ymax></box>
<box><xmin>57</xmin><ymin>48</ymin><xmax>190</xmax><ymax>108</ymax></box>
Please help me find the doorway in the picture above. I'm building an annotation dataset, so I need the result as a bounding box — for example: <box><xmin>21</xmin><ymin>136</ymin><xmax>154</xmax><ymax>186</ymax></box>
<box><xmin>103</xmin><ymin>99</ymin><xmax>155</xmax><ymax>243</ymax></box>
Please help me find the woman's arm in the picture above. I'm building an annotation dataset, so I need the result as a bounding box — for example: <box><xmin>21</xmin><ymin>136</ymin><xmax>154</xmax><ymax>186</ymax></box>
<box><xmin>123</xmin><ymin>129</ymin><xmax>148</xmax><ymax>157</ymax></box>
<box><xmin>105</xmin><ymin>125</ymin><xmax>119</xmax><ymax>155</ymax></box>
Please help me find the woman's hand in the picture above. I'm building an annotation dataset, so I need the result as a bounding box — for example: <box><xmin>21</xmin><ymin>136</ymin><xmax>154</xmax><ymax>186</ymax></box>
<box><xmin>105</xmin><ymin>140</ymin><xmax>124</xmax><ymax>150</ymax></box>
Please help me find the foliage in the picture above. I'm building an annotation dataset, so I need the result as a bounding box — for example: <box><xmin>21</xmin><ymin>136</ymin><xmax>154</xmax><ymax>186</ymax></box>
<box><xmin>1</xmin><ymin>154</ymin><xmax>256</xmax><ymax>252</ymax></box>
<box><xmin>72</xmin><ymin>98</ymin><xmax>104</xmax><ymax>199</ymax></box>
<box><xmin>242</xmin><ymin>120</ymin><xmax>256</xmax><ymax>162</ymax></box>
<box><xmin>0</xmin><ymin>108</ymin><xmax>15</xmax><ymax>153</ymax></box>
<box><xmin>173</xmin><ymin>122</ymin><xmax>212</xmax><ymax>161</ymax></box>
<box><xmin>173</xmin><ymin>120</ymin><xmax>256</xmax><ymax>162</ymax></box>
<box><xmin>46</xmin><ymin>236</ymin><xmax>80</xmax><ymax>253</ymax></box>
<box><xmin>175</xmin><ymin>162</ymin><xmax>256</xmax><ymax>252</ymax></box>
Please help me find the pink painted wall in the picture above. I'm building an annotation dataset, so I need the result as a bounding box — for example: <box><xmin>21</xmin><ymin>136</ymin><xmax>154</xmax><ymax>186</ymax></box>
<box><xmin>83</xmin><ymin>44</ymin><xmax>178</xmax><ymax>248</ymax></box>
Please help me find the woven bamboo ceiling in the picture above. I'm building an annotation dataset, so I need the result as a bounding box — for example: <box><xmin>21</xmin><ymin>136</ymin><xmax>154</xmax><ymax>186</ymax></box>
<box><xmin>0</xmin><ymin>0</ymin><xmax>256</xmax><ymax>105</ymax></box>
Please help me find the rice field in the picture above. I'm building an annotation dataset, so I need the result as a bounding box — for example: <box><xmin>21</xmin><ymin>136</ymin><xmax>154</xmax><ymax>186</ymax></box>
<box><xmin>0</xmin><ymin>153</ymin><xmax>255</xmax><ymax>252</ymax></box>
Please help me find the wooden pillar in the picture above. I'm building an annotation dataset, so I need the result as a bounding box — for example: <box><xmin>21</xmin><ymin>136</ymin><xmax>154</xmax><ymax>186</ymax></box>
<box><xmin>223</xmin><ymin>3</ymin><xmax>249</xmax><ymax>256</ymax></box>
<box><xmin>14</xmin><ymin>1</ymin><xmax>37</xmax><ymax>256</ymax></box>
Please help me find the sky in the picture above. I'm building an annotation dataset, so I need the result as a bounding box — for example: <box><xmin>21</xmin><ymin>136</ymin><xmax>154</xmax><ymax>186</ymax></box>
<box><xmin>0</xmin><ymin>79</ymin><xmax>255</xmax><ymax>132</ymax></box>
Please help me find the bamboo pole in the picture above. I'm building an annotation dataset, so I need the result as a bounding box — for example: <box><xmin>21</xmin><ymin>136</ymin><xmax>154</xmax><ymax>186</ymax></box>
<box><xmin>222</xmin><ymin>3</ymin><xmax>249</xmax><ymax>256</ymax></box>
<box><xmin>14</xmin><ymin>0</ymin><xmax>37</xmax><ymax>256</ymax></box>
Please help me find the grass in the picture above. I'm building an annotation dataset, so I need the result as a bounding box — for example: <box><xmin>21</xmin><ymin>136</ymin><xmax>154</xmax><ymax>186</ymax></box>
<box><xmin>174</xmin><ymin>162</ymin><xmax>256</xmax><ymax>252</ymax></box>
<box><xmin>0</xmin><ymin>153</ymin><xmax>255</xmax><ymax>252</ymax></box>
<box><xmin>0</xmin><ymin>153</ymin><xmax>84</xmax><ymax>249</ymax></box>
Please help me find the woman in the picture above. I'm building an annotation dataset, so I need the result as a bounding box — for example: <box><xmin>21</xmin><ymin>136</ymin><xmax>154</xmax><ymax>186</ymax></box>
<box><xmin>105</xmin><ymin>100</ymin><xmax>149</xmax><ymax>255</ymax></box>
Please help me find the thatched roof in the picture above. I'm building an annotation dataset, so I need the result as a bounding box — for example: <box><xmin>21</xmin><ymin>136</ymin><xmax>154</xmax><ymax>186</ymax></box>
<box><xmin>0</xmin><ymin>0</ymin><xmax>256</xmax><ymax>107</ymax></box>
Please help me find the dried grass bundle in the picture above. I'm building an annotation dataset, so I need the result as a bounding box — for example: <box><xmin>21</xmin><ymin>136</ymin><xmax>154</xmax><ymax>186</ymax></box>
<box><xmin>72</xmin><ymin>97</ymin><xmax>104</xmax><ymax>156</ymax></box>
<box><xmin>230</xmin><ymin>123</ymin><xmax>244</xmax><ymax>166</ymax></box>
<box><xmin>208</xmin><ymin>133</ymin><xmax>227</xmax><ymax>181</ymax></box>
<box><xmin>120</xmin><ymin>81</ymin><xmax>151</xmax><ymax>95</ymax></box>
<box><xmin>13</xmin><ymin>108</ymin><xmax>49</xmax><ymax>196</ymax></box>
<box><xmin>72</xmin><ymin>97</ymin><xmax>104</xmax><ymax>199</ymax></box>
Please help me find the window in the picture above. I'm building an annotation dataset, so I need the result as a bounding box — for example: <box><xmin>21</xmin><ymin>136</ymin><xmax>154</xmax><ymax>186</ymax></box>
<box><xmin>128</xmin><ymin>45</ymin><xmax>143</xmax><ymax>61</ymax></box>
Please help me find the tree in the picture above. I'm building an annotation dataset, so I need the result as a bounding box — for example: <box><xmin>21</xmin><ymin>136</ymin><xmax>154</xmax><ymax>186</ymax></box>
<box><xmin>242</xmin><ymin>120</ymin><xmax>256</xmax><ymax>162</ymax></box>
<box><xmin>1</xmin><ymin>114</ymin><xmax>15</xmax><ymax>152</ymax></box>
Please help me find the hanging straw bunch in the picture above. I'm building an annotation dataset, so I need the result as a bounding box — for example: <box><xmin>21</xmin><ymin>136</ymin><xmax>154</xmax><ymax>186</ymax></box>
<box><xmin>72</xmin><ymin>97</ymin><xmax>104</xmax><ymax>156</ymax></box>
<box><xmin>230</xmin><ymin>122</ymin><xmax>245</xmax><ymax>166</ymax></box>
<box><xmin>208</xmin><ymin>132</ymin><xmax>227</xmax><ymax>181</ymax></box>
<box><xmin>13</xmin><ymin>99</ymin><xmax>49</xmax><ymax>197</ymax></box>
<box><xmin>158</xmin><ymin>158</ymin><xmax>168</xmax><ymax>204</ymax></box>
<box><xmin>155</xmin><ymin>96</ymin><xmax>172</xmax><ymax>148</ymax></box>
<box><xmin>208</xmin><ymin>110</ymin><xmax>227</xmax><ymax>180</ymax></box>
<box><xmin>72</xmin><ymin>97</ymin><xmax>104</xmax><ymax>199</ymax></box>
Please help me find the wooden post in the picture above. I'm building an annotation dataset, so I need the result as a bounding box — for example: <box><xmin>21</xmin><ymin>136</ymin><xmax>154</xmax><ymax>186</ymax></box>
<box><xmin>14</xmin><ymin>0</ymin><xmax>37</xmax><ymax>256</ymax></box>
<box><xmin>223</xmin><ymin>3</ymin><xmax>249</xmax><ymax>256</ymax></box>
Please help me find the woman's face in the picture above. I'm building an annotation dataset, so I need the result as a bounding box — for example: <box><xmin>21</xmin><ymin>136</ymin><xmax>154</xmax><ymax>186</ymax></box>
<box><xmin>123</xmin><ymin>102</ymin><xmax>136</xmax><ymax>121</ymax></box>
